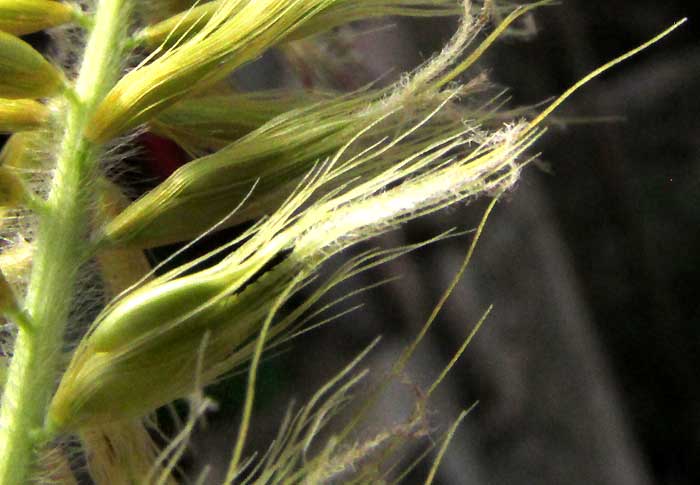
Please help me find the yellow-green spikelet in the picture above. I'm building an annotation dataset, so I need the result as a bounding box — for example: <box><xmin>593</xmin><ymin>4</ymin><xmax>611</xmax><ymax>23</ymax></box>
<box><xmin>0</xmin><ymin>132</ymin><xmax>45</xmax><ymax>169</ymax></box>
<box><xmin>0</xmin><ymin>166</ymin><xmax>27</xmax><ymax>207</ymax></box>
<box><xmin>0</xmin><ymin>0</ymin><xmax>76</xmax><ymax>36</ymax></box>
<box><xmin>85</xmin><ymin>0</ymin><xmax>342</xmax><ymax>143</ymax></box>
<box><xmin>46</xmin><ymin>256</ymin><xmax>294</xmax><ymax>430</ymax></box>
<box><xmin>0</xmin><ymin>31</ymin><xmax>63</xmax><ymax>99</ymax></box>
<box><xmin>137</xmin><ymin>0</ymin><xmax>462</xmax><ymax>49</ymax></box>
<box><xmin>0</xmin><ymin>98</ymin><xmax>48</xmax><ymax>132</ymax></box>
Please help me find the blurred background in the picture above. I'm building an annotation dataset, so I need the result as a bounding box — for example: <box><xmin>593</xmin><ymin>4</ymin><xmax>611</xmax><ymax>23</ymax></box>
<box><xmin>186</xmin><ymin>1</ymin><xmax>699</xmax><ymax>484</ymax></box>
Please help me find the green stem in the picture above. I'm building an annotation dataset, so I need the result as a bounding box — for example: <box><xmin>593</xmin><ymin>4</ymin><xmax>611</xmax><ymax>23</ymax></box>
<box><xmin>0</xmin><ymin>1</ymin><xmax>130</xmax><ymax>483</ymax></box>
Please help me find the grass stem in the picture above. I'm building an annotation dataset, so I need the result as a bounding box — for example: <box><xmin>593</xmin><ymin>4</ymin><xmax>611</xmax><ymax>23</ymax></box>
<box><xmin>0</xmin><ymin>1</ymin><xmax>130</xmax><ymax>482</ymax></box>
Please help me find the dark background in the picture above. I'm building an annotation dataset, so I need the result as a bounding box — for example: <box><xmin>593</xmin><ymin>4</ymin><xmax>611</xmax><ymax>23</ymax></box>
<box><xmin>482</xmin><ymin>2</ymin><xmax>700</xmax><ymax>483</ymax></box>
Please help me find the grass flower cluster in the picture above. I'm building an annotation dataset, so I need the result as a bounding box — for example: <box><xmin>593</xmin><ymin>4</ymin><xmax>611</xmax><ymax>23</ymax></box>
<box><xmin>0</xmin><ymin>0</ymin><xmax>684</xmax><ymax>483</ymax></box>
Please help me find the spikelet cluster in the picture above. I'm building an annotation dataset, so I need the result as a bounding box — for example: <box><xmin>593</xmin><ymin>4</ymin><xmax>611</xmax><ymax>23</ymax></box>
<box><xmin>48</xmin><ymin>1</ymin><xmax>545</xmax><ymax>433</ymax></box>
<box><xmin>0</xmin><ymin>0</ymin><xmax>683</xmax><ymax>482</ymax></box>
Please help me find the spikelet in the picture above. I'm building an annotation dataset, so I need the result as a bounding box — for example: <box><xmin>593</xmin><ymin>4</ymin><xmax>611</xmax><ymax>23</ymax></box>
<box><xmin>137</xmin><ymin>0</ymin><xmax>463</xmax><ymax>49</ymax></box>
<box><xmin>136</xmin><ymin>0</ymin><xmax>228</xmax><ymax>49</ymax></box>
<box><xmin>0</xmin><ymin>98</ymin><xmax>48</xmax><ymax>133</ymax></box>
<box><xmin>100</xmin><ymin>89</ymin><xmax>387</xmax><ymax>247</ymax></box>
<box><xmin>86</xmin><ymin>0</ymin><xmax>346</xmax><ymax>143</ymax></box>
<box><xmin>103</xmin><ymin>98</ymin><xmax>463</xmax><ymax>248</ymax></box>
<box><xmin>98</xmin><ymin>0</ymin><xmax>511</xmax><ymax>248</ymax></box>
<box><xmin>0</xmin><ymin>0</ymin><xmax>76</xmax><ymax>36</ymax></box>
<box><xmin>47</xmin><ymin>111</ymin><xmax>535</xmax><ymax>431</ymax></box>
<box><xmin>0</xmin><ymin>132</ymin><xmax>45</xmax><ymax>170</ymax></box>
<box><xmin>225</xmin><ymin>200</ymin><xmax>495</xmax><ymax>484</ymax></box>
<box><xmin>0</xmin><ymin>30</ymin><xmax>64</xmax><ymax>99</ymax></box>
<box><xmin>84</xmin><ymin>165</ymin><xmax>326</xmax><ymax>355</ymax></box>
<box><xmin>150</xmin><ymin>89</ymin><xmax>330</xmax><ymax>151</ymax></box>
<box><xmin>0</xmin><ymin>166</ymin><xmax>28</xmax><ymax>207</ymax></box>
